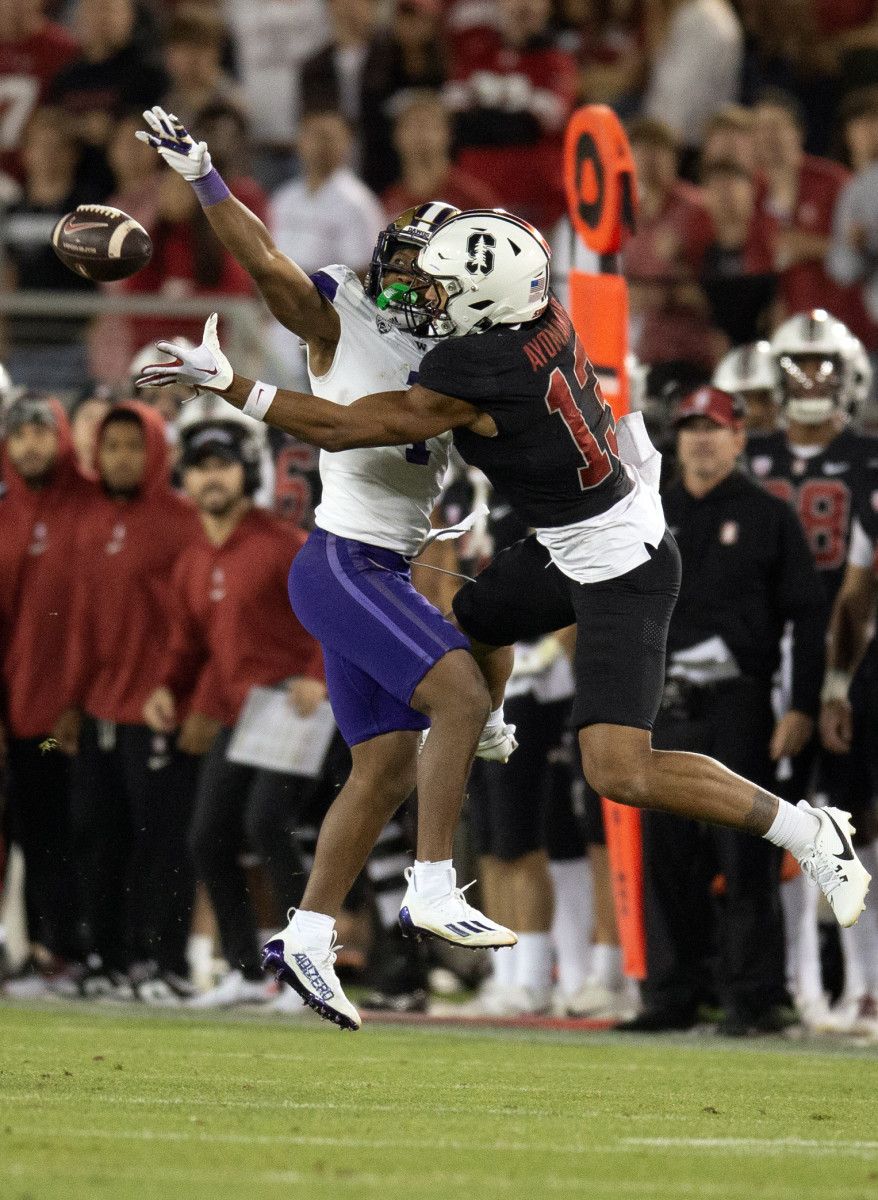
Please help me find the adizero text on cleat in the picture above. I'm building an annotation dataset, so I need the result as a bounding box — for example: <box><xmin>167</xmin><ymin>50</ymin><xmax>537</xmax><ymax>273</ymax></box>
<box><xmin>262</xmin><ymin>922</ymin><xmax>361</xmax><ymax>1031</ymax></box>
<box><xmin>398</xmin><ymin>867</ymin><xmax>517</xmax><ymax>949</ymax></box>
<box><xmin>797</xmin><ymin>802</ymin><xmax>871</xmax><ymax>927</ymax></box>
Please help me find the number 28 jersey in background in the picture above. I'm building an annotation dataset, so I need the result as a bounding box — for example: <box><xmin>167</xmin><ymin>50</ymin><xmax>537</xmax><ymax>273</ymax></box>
<box><xmin>418</xmin><ymin>296</ymin><xmax>665</xmax><ymax>583</ymax></box>
<box><xmin>744</xmin><ymin>427</ymin><xmax>878</xmax><ymax>604</ymax></box>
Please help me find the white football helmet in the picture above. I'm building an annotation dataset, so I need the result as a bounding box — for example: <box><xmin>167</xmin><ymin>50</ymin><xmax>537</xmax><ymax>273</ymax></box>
<box><xmin>712</xmin><ymin>342</ymin><xmax>778</xmax><ymax>398</ymax></box>
<box><xmin>841</xmin><ymin>333</ymin><xmax>873</xmax><ymax>419</ymax></box>
<box><xmin>770</xmin><ymin>309</ymin><xmax>853</xmax><ymax>425</ymax></box>
<box><xmin>416</xmin><ymin>209</ymin><xmax>551</xmax><ymax>336</ymax></box>
<box><xmin>0</xmin><ymin>363</ymin><xmax>13</xmax><ymax>410</ymax></box>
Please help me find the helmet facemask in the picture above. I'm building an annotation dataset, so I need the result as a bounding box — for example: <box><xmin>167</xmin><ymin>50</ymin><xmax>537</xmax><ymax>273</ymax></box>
<box><xmin>365</xmin><ymin>203</ymin><xmax>460</xmax><ymax>338</ymax></box>
<box><xmin>777</xmin><ymin>352</ymin><xmax>843</xmax><ymax>425</ymax></box>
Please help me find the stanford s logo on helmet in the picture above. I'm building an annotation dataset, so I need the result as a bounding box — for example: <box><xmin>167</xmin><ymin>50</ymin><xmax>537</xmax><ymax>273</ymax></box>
<box><xmin>417</xmin><ymin>209</ymin><xmax>551</xmax><ymax>336</ymax></box>
<box><xmin>465</xmin><ymin>232</ymin><xmax>496</xmax><ymax>276</ymax></box>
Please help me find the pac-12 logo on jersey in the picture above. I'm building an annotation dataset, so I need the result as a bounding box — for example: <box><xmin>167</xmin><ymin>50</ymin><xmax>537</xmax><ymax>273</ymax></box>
<box><xmin>465</xmin><ymin>232</ymin><xmax>495</xmax><ymax>276</ymax></box>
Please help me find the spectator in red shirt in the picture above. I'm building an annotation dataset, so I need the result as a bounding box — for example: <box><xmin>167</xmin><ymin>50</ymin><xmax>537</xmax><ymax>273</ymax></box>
<box><xmin>443</xmin><ymin>0</ymin><xmax>577</xmax><ymax>229</ymax></box>
<box><xmin>143</xmin><ymin>419</ymin><xmax>327</xmax><ymax>1008</ymax></box>
<box><xmin>53</xmin><ymin>401</ymin><xmax>205</xmax><ymax>999</ymax></box>
<box><xmin>699</xmin><ymin>157</ymin><xmax>779</xmax><ymax>348</ymax></box>
<box><xmin>0</xmin><ymin>394</ymin><xmax>97</xmax><ymax>992</ymax></box>
<box><xmin>381</xmin><ymin>90</ymin><xmax>500</xmax><ymax>215</ymax></box>
<box><xmin>0</xmin><ymin>0</ymin><xmax>79</xmax><ymax>185</ymax></box>
<box><xmin>752</xmin><ymin>88</ymin><xmax>851</xmax><ymax>320</ymax></box>
<box><xmin>622</xmin><ymin>117</ymin><xmax>719</xmax><ymax>369</ymax></box>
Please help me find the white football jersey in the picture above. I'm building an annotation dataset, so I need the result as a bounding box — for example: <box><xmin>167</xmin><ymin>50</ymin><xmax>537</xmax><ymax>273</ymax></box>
<box><xmin>308</xmin><ymin>264</ymin><xmax>452</xmax><ymax>556</ymax></box>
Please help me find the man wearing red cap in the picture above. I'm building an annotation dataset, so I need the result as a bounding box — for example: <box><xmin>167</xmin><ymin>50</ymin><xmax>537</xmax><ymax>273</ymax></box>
<box><xmin>619</xmin><ymin>386</ymin><xmax>825</xmax><ymax>1033</ymax></box>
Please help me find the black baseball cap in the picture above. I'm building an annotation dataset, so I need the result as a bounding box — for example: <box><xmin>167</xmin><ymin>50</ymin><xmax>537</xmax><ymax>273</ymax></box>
<box><xmin>5</xmin><ymin>393</ymin><xmax>58</xmax><ymax>434</ymax></box>
<box><xmin>181</xmin><ymin>424</ymin><xmax>246</xmax><ymax>468</ymax></box>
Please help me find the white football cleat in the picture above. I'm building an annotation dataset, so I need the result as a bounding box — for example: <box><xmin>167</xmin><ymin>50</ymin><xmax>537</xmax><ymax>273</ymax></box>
<box><xmin>431</xmin><ymin>983</ymin><xmax>551</xmax><ymax>1018</ymax></box>
<box><xmin>398</xmin><ymin>867</ymin><xmax>517</xmax><ymax>948</ymax></box>
<box><xmin>797</xmin><ymin>802</ymin><xmax>871</xmax><ymax>927</ymax></box>
<box><xmin>476</xmin><ymin>722</ymin><xmax>518</xmax><ymax>762</ymax></box>
<box><xmin>556</xmin><ymin>978</ymin><xmax>636</xmax><ymax>1021</ymax></box>
<box><xmin>187</xmin><ymin>968</ymin><xmax>272</xmax><ymax>1009</ymax></box>
<box><xmin>262</xmin><ymin>921</ymin><xmax>361</xmax><ymax>1031</ymax></box>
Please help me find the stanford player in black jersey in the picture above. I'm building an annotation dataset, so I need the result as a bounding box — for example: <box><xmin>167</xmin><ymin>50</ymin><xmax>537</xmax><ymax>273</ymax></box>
<box><xmin>744</xmin><ymin>309</ymin><xmax>878</xmax><ymax>606</ymax></box>
<box><xmin>146</xmin><ymin>208</ymin><xmax>872</xmax><ymax>931</ymax></box>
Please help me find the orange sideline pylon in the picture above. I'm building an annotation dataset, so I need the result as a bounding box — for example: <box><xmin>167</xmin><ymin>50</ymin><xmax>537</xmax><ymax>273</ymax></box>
<box><xmin>563</xmin><ymin>105</ymin><xmax>645</xmax><ymax>979</ymax></box>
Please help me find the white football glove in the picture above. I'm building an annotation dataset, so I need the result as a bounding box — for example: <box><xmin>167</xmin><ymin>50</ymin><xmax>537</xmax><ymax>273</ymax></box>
<box><xmin>135</xmin><ymin>313</ymin><xmax>234</xmax><ymax>392</ymax></box>
<box><xmin>135</xmin><ymin>106</ymin><xmax>212</xmax><ymax>181</ymax></box>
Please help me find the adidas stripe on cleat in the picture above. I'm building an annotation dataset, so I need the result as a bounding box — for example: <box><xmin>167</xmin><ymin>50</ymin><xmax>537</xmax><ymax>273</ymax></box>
<box><xmin>262</xmin><ymin>921</ymin><xmax>361</xmax><ymax>1031</ymax></box>
<box><xmin>398</xmin><ymin>866</ymin><xmax>517</xmax><ymax>949</ymax></box>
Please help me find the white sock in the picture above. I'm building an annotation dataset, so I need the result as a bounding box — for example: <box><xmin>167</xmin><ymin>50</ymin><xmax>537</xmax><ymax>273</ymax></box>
<box><xmin>846</xmin><ymin>843</ymin><xmax>878</xmax><ymax>993</ymax></box>
<box><xmin>839</xmin><ymin>924</ymin><xmax>867</xmax><ymax>1001</ymax></box>
<box><xmin>591</xmin><ymin>942</ymin><xmax>623</xmax><ymax>989</ymax></box>
<box><xmin>764</xmin><ymin>799</ymin><xmax>820</xmax><ymax>860</ymax></box>
<box><xmin>490</xmin><ymin>944</ymin><xmax>517</xmax><ymax>989</ymax></box>
<box><xmin>514</xmin><ymin>931</ymin><xmax>553</xmax><ymax>991</ymax></box>
<box><xmin>412</xmin><ymin>858</ymin><xmax>454</xmax><ymax>898</ymax></box>
<box><xmin>549</xmin><ymin>858</ymin><xmax>593</xmax><ymax>996</ymax></box>
<box><xmin>291</xmin><ymin>909</ymin><xmax>335</xmax><ymax>946</ymax></box>
<box><xmin>482</xmin><ymin>706</ymin><xmax>505</xmax><ymax>734</ymax></box>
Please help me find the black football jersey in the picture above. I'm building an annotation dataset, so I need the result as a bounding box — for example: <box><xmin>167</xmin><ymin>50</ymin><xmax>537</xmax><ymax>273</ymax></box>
<box><xmin>744</xmin><ymin>427</ymin><xmax>878</xmax><ymax>603</ymax></box>
<box><xmin>417</xmin><ymin>297</ymin><xmax>631</xmax><ymax>529</ymax></box>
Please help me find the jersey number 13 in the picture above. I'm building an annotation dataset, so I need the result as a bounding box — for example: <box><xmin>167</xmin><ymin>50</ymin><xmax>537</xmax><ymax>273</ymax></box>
<box><xmin>544</xmin><ymin>335</ymin><xmax>618</xmax><ymax>490</ymax></box>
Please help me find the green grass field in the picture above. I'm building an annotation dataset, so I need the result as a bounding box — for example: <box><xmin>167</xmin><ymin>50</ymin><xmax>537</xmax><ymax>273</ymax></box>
<box><xmin>1</xmin><ymin>1003</ymin><xmax>877</xmax><ymax>1200</ymax></box>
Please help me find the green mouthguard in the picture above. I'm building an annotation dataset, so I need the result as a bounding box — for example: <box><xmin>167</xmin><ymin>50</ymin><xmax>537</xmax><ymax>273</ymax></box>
<box><xmin>377</xmin><ymin>282</ymin><xmax>418</xmax><ymax>310</ymax></box>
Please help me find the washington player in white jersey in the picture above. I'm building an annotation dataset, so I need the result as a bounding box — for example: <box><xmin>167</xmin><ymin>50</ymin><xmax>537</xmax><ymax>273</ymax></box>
<box><xmin>136</xmin><ymin>108</ymin><xmax>517</xmax><ymax>1031</ymax></box>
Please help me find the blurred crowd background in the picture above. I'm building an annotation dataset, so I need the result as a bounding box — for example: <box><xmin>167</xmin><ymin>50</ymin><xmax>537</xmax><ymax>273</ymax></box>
<box><xmin>2</xmin><ymin>0</ymin><xmax>878</xmax><ymax>1032</ymax></box>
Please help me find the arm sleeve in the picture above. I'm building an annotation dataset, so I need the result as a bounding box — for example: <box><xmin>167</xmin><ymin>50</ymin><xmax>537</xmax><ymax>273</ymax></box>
<box><xmin>774</xmin><ymin>506</ymin><xmax>828</xmax><ymax>716</ymax></box>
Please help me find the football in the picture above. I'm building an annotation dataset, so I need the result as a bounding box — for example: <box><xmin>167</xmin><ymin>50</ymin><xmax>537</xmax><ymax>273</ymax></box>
<box><xmin>51</xmin><ymin>204</ymin><xmax>153</xmax><ymax>282</ymax></box>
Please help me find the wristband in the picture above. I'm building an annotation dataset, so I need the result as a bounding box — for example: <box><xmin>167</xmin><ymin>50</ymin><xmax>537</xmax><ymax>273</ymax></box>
<box><xmin>243</xmin><ymin>380</ymin><xmax>277</xmax><ymax>421</ymax></box>
<box><xmin>192</xmin><ymin>167</ymin><xmax>230</xmax><ymax>207</ymax></box>
<box><xmin>820</xmin><ymin>670</ymin><xmax>852</xmax><ymax>704</ymax></box>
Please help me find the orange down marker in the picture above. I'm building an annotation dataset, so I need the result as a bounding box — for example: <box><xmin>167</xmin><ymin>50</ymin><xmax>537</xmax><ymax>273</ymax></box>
<box><xmin>562</xmin><ymin>105</ymin><xmax>646</xmax><ymax>979</ymax></box>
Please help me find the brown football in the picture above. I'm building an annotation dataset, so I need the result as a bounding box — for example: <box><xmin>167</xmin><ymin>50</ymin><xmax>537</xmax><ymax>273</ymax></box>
<box><xmin>51</xmin><ymin>205</ymin><xmax>153</xmax><ymax>282</ymax></box>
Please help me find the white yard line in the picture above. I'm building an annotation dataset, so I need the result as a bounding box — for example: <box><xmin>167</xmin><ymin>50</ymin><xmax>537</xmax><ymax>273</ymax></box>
<box><xmin>3</xmin><ymin>1157</ymin><xmax>876</xmax><ymax>1198</ymax></box>
<box><xmin>6</xmin><ymin>1125</ymin><xmax>878</xmax><ymax>1161</ymax></box>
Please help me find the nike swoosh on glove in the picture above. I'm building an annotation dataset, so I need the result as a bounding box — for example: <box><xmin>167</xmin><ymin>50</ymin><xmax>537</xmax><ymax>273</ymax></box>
<box><xmin>136</xmin><ymin>313</ymin><xmax>234</xmax><ymax>392</ymax></box>
<box><xmin>135</xmin><ymin>106</ymin><xmax>212</xmax><ymax>181</ymax></box>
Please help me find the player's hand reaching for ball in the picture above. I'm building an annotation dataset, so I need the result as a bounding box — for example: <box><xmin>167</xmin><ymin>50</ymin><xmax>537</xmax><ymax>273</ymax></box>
<box><xmin>136</xmin><ymin>313</ymin><xmax>234</xmax><ymax>393</ymax></box>
<box><xmin>136</xmin><ymin>106</ymin><xmax>212</xmax><ymax>181</ymax></box>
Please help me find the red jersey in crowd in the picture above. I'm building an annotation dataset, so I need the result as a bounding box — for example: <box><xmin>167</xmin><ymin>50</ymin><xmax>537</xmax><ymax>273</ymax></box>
<box><xmin>444</xmin><ymin>27</ymin><xmax>577</xmax><ymax>230</ymax></box>
<box><xmin>0</xmin><ymin>400</ymin><xmax>98</xmax><ymax>738</ymax></box>
<box><xmin>765</xmin><ymin>154</ymin><xmax>851</xmax><ymax>319</ymax></box>
<box><xmin>0</xmin><ymin>19</ymin><xmax>79</xmax><ymax>180</ymax></box>
<box><xmin>161</xmin><ymin>510</ymin><xmax>323</xmax><ymax>728</ymax></box>
<box><xmin>622</xmin><ymin>180</ymin><xmax>717</xmax><ymax>366</ymax></box>
<box><xmin>63</xmin><ymin>402</ymin><xmax>202</xmax><ymax>726</ymax></box>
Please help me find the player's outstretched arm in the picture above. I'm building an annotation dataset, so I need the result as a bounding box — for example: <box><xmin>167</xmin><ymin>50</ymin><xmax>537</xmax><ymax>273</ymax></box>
<box><xmin>136</xmin><ymin>106</ymin><xmax>338</xmax><ymax>345</ymax></box>
<box><xmin>135</xmin><ymin>315</ymin><xmax>490</xmax><ymax>447</ymax></box>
